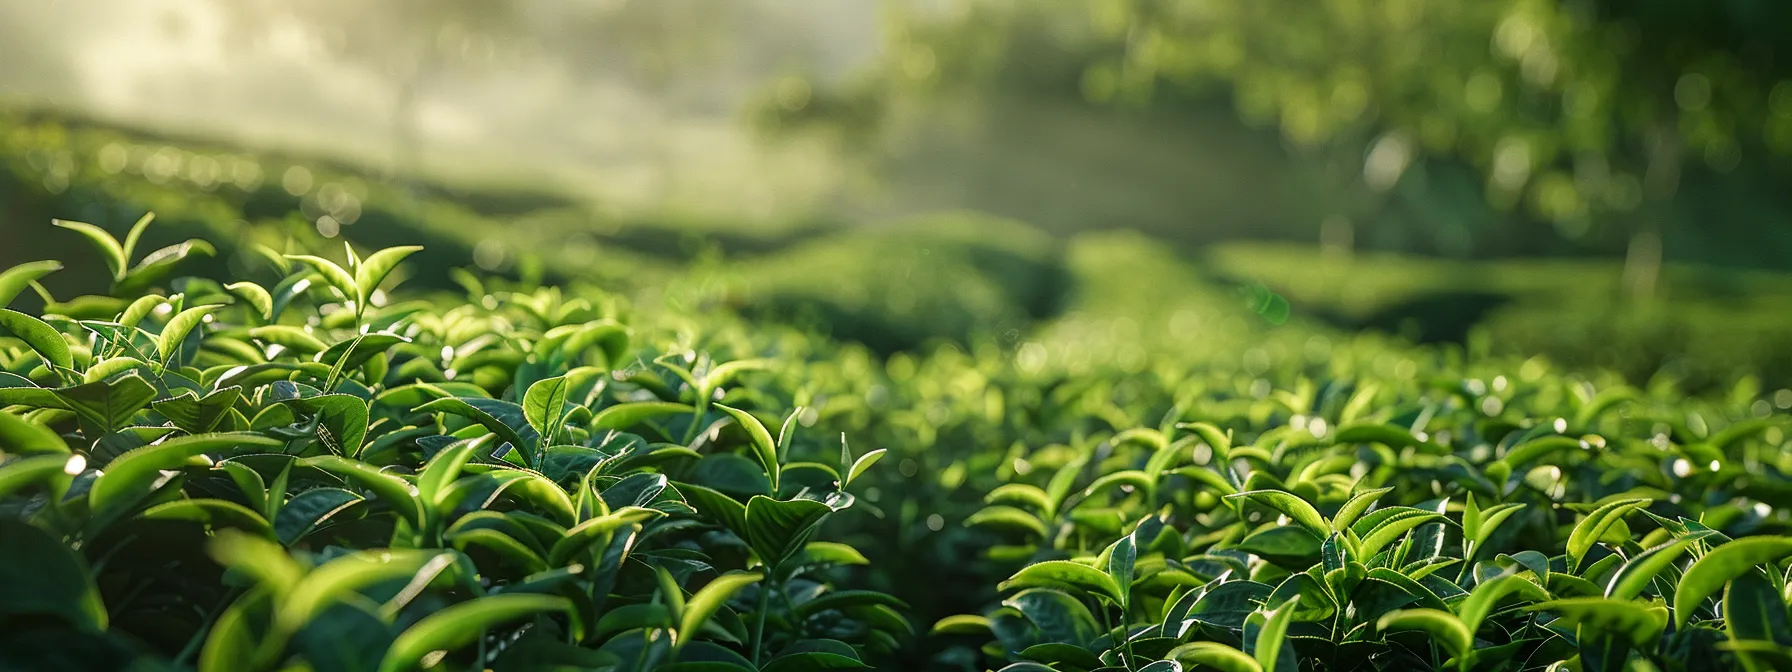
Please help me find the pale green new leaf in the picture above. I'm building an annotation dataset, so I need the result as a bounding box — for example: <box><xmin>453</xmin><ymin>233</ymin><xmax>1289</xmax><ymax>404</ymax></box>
<box><xmin>1457</xmin><ymin>573</ymin><xmax>1550</xmax><ymax>635</ymax></box>
<box><xmin>845</xmin><ymin>448</ymin><xmax>886</xmax><ymax>488</ymax></box>
<box><xmin>52</xmin><ymin>219</ymin><xmax>126</xmax><ymax>279</ymax></box>
<box><xmin>718</xmin><ymin>404</ymin><xmax>780</xmax><ymax>493</ymax></box>
<box><xmin>1000</xmin><ymin>560</ymin><xmax>1125</xmax><ymax>605</ymax></box>
<box><xmin>698</xmin><ymin>358</ymin><xmax>773</xmax><ymax>404</ymax></box>
<box><xmin>590</xmin><ymin>401</ymin><xmax>695</xmax><ymax>431</ymax></box>
<box><xmin>417</xmin><ymin>436</ymin><xmax>486</xmax><ymax>506</ymax></box>
<box><xmin>0</xmin><ymin>454</ymin><xmax>80</xmax><ymax>501</ymax></box>
<box><xmin>281</xmin><ymin>549</ymin><xmax>454</xmax><ymax>636</ymax></box>
<box><xmin>1225</xmin><ymin>490</ymin><xmax>1329</xmax><ymax>537</ymax></box>
<box><xmin>1377</xmin><ymin>609</ymin><xmax>1470</xmax><ymax>660</ymax></box>
<box><xmin>0</xmin><ymin>308</ymin><xmax>73</xmax><ymax>371</ymax></box>
<box><xmin>1529</xmin><ymin>598</ymin><xmax>1668</xmax><ymax>645</ymax></box>
<box><xmin>285</xmin><ymin>254</ymin><xmax>358</xmax><ymax>301</ymax></box>
<box><xmin>352</xmin><ymin>245</ymin><xmax>423</xmax><ymax>306</ymax></box>
<box><xmin>156</xmin><ymin>304</ymin><xmax>222</xmax><ymax>362</ymax></box>
<box><xmin>119</xmin><ymin>212</ymin><xmax>155</xmax><ymax>264</ymax></box>
<box><xmin>225</xmin><ymin>282</ymin><xmax>274</xmax><ymax>321</ymax></box>
<box><xmin>1252</xmin><ymin>597</ymin><xmax>1300</xmax><ymax>672</ymax></box>
<box><xmin>1566</xmin><ymin>498</ymin><xmax>1652</xmax><ymax>570</ymax></box>
<box><xmin>1169</xmin><ymin>642</ymin><xmax>1262</xmax><ymax>672</ymax></box>
<box><xmin>0</xmin><ymin>261</ymin><xmax>61</xmax><ymax>309</ymax></box>
<box><xmin>1606</xmin><ymin>538</ymin><xmax>1693</xmax><ymax>601</ymax></box>
<box><xmin>523</xmin><ymin>375</ymin><xmax>570</xmax><ymax>446</ymax></box>
<box><xmin>678</xmin><ymin>571</ymin><xmax>763</xmax><ymax>648</ymax></box>
<box><xmin>377</xmin><ymin>595</ymin><xmax>571</xmax><ymax>672</ymax></box>
<box><xmin>140</xmin><ymin>498</ymin><xmax>275</xmax><ymax>540</ymax></box>
<box><xmin>0</xmin><ymin>410</ymin><xmax>69</xmax><ymax>455</ymax></box>
<box><xmin>1356</xmin><ymin>507</ymin><xmax>1444</xmax><ymax>559</ymax></box>
<box><xmin>1332</xmin><ymin>486</ymin><xmax>1394</xmax><ymax>531</ymax></box>
<box><xmin>548</xmin><ymin>506</ymin><xmax>664</xmax><ymax>566</ymax></box>
<box><xmin>207</xmin><ymin>531</ymin><xmax>305</xmax><ymax>595</ymax></box>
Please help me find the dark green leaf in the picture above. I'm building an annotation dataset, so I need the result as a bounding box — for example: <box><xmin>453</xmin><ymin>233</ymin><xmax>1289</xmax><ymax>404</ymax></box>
<box><xmin>55</xmin><ymin>374</ymin><xmax>157</xmax><ymax>438</ymax></box>
<box><xmin>152</xmin><ymin>386</ymin><xmax>242</xmax><ymax>434</ymax></box>
<box><xmin>1725</xmin><ymin>570</ymin><xmax>1791</xmax><ymax>648</ymax></box>
<box><xmin>0</xmin><ymin>518</ymin><xmax>107</xmax><ymax>630</ymax></box>
<box><xmin>1005</xmin><ymin>588</ymin><xmax>1100</xmax><ymax>645</ymax></box>
<box><xmin>744</xmin><ymin>496</ymin><xmax>832</xmax><ymax>569</ymax></box>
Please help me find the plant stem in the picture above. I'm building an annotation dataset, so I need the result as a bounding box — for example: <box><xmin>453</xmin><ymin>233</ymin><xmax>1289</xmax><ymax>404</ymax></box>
<box><xmin>1456</xmin><ymin>545</ymin><xmax>1475</xmax><ymax>584</ymax></box>
<box><xmin>750</xmin><ymin>575</ymin><xmax>773</xmax><ymax>666</ymax></box>
<box><xmin>172</xmin><ymin>590</ymin><xmax>239</xmax><ymax>665</ymax></box>
<box><xmin>682</xmin><ymin>401</ymin><xmax>706</xmax><ymax>445</ymax></box>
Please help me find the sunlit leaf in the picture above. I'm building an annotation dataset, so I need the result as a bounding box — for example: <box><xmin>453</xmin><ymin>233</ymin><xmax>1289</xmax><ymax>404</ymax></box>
<box><xmin>377</xmin><ymin>594</ymin><xmax>571</xmax><ymax>672</ymax></box>
<box><xmin>1675</xmin><ymin>536</ymin><xmax>1792</xmax><ymax>628</ymax></box>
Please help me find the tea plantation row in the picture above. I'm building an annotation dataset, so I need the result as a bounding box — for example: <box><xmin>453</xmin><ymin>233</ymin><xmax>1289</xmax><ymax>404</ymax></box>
<box><xmin>2</xmin><ymin>216</ymin><xmax>1791</xmax><ymax>672</ymax></box>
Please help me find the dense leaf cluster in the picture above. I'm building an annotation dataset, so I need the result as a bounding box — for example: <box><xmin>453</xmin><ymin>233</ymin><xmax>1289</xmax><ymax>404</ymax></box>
<box><xmin>941</xmin><ymin>404</ymin><xmax>1792</xmax><ymax>671</ymax></box>
<box><xmin>0</xmin><ymin>216</ymin><xmax>899</xmax><ymax>671</ymax></box>
<box><xmin>5</xmin><ymin>213</ymin><xmax>1792</xmax><ymax>672</ymax></box>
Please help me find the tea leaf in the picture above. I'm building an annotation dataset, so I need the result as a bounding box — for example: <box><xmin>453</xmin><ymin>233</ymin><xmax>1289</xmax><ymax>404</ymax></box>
<box><xmin>352</xmin><ymin>246</ymin><xmax>423</xmax><ymax>307</ymax></box>
<box><xmin>377</xmin><ymin>594</ymin><xmax>571</xmax><ymax>672</ymax></box>
<box><xmin>1000</xmin><ymin>560</ymin><xmax>1124</xmax><ymax>605</ymax></box>
<box><xmin>52</xmin><ymin>219</ymin><xmax>126</xmax><ymax>279</ymax></box>
<box><xmin>0</xmin><ymin>309</ymin><xmax>73</xmax><ymax>371</ymax></box>
<box><xmin>0</xmin><ymin>261</ymin><xmax>62</xmax><ymax>309</ymax></box>
<box><xmin>679</xmin><ymin>571</ymin><xmax>762</xmax><ymax>648</ymax></box>
<box><xmin>1675</xmin><ymin>536</ymin><xmax>1792</xmax><ymax>628</ymax></box>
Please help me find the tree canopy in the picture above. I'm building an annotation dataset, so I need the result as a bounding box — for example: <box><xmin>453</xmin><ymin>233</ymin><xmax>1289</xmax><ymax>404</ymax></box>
<box><xmin>796</xmin><ymin>0</ymin><xmax>1792</xmax><ymax>257</ymax></box>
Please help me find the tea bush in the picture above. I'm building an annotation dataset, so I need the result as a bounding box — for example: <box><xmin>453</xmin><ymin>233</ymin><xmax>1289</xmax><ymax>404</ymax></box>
<box><xmin>0</xmin><ymin>215</ymin><xmax>901</xmax><ymax>671</ymax></box>
<box><xmin>3</xmin><ymin>214</ymin><xmax>1792</xmax><ymax>672</ymax></box>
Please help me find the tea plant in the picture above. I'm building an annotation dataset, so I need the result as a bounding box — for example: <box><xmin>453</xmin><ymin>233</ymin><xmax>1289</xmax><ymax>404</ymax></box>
<box><xmin>937</xmin><ymin>381</ymin><xmax>1792</xmax><ymax>671</ymax></box>
<box><xmin>0</xmin><ymin>215</ymin><xmax>903</xmax><ymax>671</ymax></box>
<box><xmin>6</xmin><ymin>211</ymin><xmax>1792</xmax><ymax>672</ymax></box>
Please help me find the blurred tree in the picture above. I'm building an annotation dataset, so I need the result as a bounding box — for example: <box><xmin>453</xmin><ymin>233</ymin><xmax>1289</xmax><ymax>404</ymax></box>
<box><xmin>798</xmin><ymin>0</ymin><xmax>1792</xmax><ymax>296</ymax></box>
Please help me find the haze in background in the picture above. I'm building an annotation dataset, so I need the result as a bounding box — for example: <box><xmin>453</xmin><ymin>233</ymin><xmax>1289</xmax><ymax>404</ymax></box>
<box><xmin>0</xmin><ymin>0</ymin><xmax>881</xmax><ymax>219</ymax></box>
<box><xmin>0</xmin><ymin>0</ymin><xmax>1340</xmax><ymax>240</ymax></box>
<box><xmin>8</xmin><ymin>0</ymin><xmax>1790</xmax><ymax>267</ymax></box>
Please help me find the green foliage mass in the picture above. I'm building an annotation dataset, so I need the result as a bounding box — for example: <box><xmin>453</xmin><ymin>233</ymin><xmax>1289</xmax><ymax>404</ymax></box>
<box><xmin>855</xmin><ymin>0</ymin><xmax>1792</xmax><ymax>233</ymax></box>
<box><xmin>0</xmin><ymin>215</ymin><xmax>894</xmax><ymax>671</ymax></box>
<box><xmin>5</xmin><ymin>211</ymin><xmax>1792</xmax><ymax>672</ymax></box>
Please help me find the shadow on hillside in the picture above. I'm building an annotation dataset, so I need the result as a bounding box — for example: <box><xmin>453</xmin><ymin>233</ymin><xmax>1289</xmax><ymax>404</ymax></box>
<box><xmin>1309</xmin><ymin>291</ymin><xmax>1515</xmax><ymax>345</ymax></box>
<box><xmin>733</xmin><ymin>228</ymin><xmax>1073</xmax><ymax>356</ymax></box>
